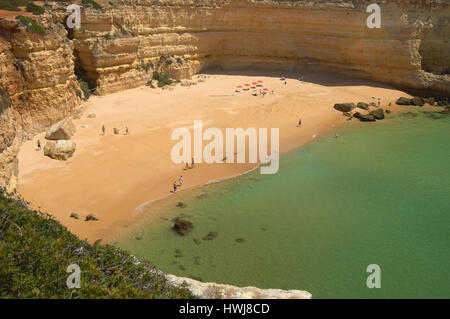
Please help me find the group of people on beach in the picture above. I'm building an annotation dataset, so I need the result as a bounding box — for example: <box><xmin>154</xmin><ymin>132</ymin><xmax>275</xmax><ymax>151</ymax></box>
<box><xmin>101</xmin><ymin>125</ymin><xmax>129</xmax><ymax>135</ymax></box>
<box><xmin>172</xmin><ymin>157</ymin><xmax>196</xmax><ymax>192</ymax></box>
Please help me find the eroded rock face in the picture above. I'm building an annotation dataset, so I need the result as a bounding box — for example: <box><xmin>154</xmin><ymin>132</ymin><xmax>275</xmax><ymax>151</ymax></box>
<box><xmin>44</xmin><ymin>140</ymin><xmax>76</xmax><ymax>160</ymax></box>
<box><xmin>59</xmin><ymin>0</ymin><xmax>450</xmax><ymax>97</ymax></box>
<box><xmin>0</xmin><ymin>16</ymin><xmax>81</xmax><ymax>189</ymax></box>
<box><xmin>165</xmin><ymin>274</ymin><xmax>312</xmax><ymax>299</ymax></box>
<box><xmin>45</xmin><ymin>118</ymin><xmax>76</xmax><ymax>140</ymax></box>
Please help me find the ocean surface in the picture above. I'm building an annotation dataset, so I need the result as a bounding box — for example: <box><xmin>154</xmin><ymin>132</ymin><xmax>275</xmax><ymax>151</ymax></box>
<box><xmin>113</xmin><ymin>110</ymin><xmax>450</xmax><ymax>298</ymax></box>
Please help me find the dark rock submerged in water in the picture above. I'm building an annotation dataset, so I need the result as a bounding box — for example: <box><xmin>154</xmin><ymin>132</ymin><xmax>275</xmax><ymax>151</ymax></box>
<box><xmin>176</xmin><ymin>202</ymin><xmax>187</xmax><ymax>208</ymax></box>
<box><xmin>202</xmin><ymin>232</ymin><xmax>218</xmax><ymax>240</ymax></box>
<box><xmin>173</xmin><ymin>218</ymin><xmax>193</xmax><ymax>235</ymax></box>
<box><xmin>353</xmin><ymin>112</ymin><xmax>376</xmax><ymax>122</ymax></box>
<box><xmin>333</xmin><ymin>103</ymin><xmax>356</xmax><ymax>112</ymax></box>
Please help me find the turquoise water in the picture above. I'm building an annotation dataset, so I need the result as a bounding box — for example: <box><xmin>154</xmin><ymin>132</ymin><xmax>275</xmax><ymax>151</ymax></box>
<box><xmin>114</xmin><ymin>111</ymin><xmax>450</xmax><ymax>298</ymax></box>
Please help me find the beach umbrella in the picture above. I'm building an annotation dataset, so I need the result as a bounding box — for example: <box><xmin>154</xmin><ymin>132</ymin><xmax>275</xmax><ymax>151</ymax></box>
<box><xmin>237</xmin><ymin>85</ymin><xmax>243</xmax><ymax>88</ymax></box>
<box><xmin>252</xmin><ymin>82</ymin><xmax>258</xmax><ymax>85</ymax></box>
<box><xmin>245</xmin><ymin>84</ymin><xmax>251</xmax><ymax>86</ymax></box>
<box><xmin>257</xmin><ymin>80</ymin><xmax>263</xmax><ymax>83</ymax></box>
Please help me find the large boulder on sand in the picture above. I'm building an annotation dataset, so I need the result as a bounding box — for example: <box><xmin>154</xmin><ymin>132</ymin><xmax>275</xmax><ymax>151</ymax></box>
<box><xmin>333</xmin><ymin>103</ymin><xmax>356</xmax><ymax>112</ymax></box>
<box><xmin>44</xmin><ymin>140</ymin><xmax>76</xmax><ymax>160</ymax></box>
<box><xmin>369</xmin><ymin>108</ymin><xmax>385</xmax><ymax>120</ymax></box>
<box><xmin>357</xmin><ymin>102</ymin><xmax>369</xmax><ymax>110</ymax></box>
<box><xmin>396</xmin><ymin>97</ymin><xmax>412</xmax><ymax>105</ymax></box>
<box><xmin>45</xmin><ymin>118</ymin><xmax>76</xmax><ymax>140</ymax></box>
<box><xmin>354</xmin><ymin>112</ymin><xmax>376</xmax><ymax>122</ymax></box>
<box><xmin>411</xmin><ymin>96</ymin><xmax>425</xmax><ymax>106</ymax></box>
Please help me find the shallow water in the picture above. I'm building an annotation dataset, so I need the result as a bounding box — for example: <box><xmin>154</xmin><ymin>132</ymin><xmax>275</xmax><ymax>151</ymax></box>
<box><xmin>113</xmin><ymin>110</ymin><xmax>450</xmax><ymax>298</ymax></box>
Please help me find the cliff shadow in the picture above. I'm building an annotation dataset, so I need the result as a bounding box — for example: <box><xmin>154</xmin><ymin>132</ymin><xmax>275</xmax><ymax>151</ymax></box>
<box><xmin>199</xmin><ymin>67</ymin><xmax>398</xmax><ymax>91</ymax></box>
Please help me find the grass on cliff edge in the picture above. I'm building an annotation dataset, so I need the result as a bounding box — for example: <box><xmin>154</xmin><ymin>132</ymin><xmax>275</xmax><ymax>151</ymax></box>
<box><xmin>0</xmin><ymin>189</ymin><xmax>195</xmax><ymax>299</ymax></box>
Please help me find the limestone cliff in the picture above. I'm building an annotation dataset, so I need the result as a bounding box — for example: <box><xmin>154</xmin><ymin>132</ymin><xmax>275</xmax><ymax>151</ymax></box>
<box><xmin>0</xmin><ymin>15</ymin><xmax>82</xmax><ymax>190</ymax></box>
<box><xmin>0</xmin><ymin>0</ymin><xmax>449</xmax><ymax>188</ymax></box>
<box><xmin>64</xmin><ymin>0</ymin><xmax>449</xmax><ymax>96</ymax></box>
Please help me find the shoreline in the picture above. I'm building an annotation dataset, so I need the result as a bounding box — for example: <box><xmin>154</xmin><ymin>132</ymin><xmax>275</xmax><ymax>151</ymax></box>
<box><xmin>16</xmin><ymin>71</ymin><xmax>419</xmax><ymax>242</ymax></box>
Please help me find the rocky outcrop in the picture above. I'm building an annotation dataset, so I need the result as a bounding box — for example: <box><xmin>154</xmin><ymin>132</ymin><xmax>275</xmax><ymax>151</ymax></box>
<box><xmin>0</xmin><ymin>15</ymin><xmax>82</xmax><ymax>189</ymax></box>
<box><xmin>334</xmin><ymin>103</ymin><xmax>356</xmax><ymax>113</ymax></box>
<box><xmin>369</xmin><ymin>108</ymin><xmax>385</xmax><ymax>120</ymax></box>
<box><xmin>357</xmin><ymin>102</ymin><xmax>370</xmax><ymax>110</ymax></box>
<box><xmin>354</xmin><ymin>112</ymin><xmax>377</xmax><ymax>122</ymax></box>
<box><xmin>44</xmin><ymin>140</ymin><xmax>76</xmax><ymax>160</ymax></box>
<box><xmin>165</xmin><ymin>274</ymin><xmax>312</xmax><ymax>299</ymax></box>
<box><xmin>45</xmin><ymin>118</ymin><xmax>76</xmax><ymax>140</ymax></box>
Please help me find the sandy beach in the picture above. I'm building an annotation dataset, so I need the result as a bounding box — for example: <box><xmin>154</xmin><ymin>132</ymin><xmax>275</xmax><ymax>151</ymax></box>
<box><xmin>17</xmin><ymin>71</ymin><xmax>412</xmax><ymax>242</ymax></box>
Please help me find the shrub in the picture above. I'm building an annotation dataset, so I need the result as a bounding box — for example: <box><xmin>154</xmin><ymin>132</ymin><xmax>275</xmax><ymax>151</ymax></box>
<box><xmin>0</xmin><ymin>189</ymin><xmax>195</xmax><ymax>298</ymax></box>
<box><xmin>153</xmin><ymin>71</ymin><xmax>173</xmax><ymax>87</ymax></box>
<box><xmin>82</xmin><ymin>0</ymin><xmax>102</xmax><ymax>9</ymax></box>
<box><xmin>16</xmin><ymin>15</ymin><xmax>46</xmax><ymax>36</ymax></box>
<box><xmin>25</xmin><ymin>2</ymin><xmax>45</xmax><ymax>15</ymax></box>
<box><xmin>0</xmin><ymin>0</ymin><xmax>28</xmax><ymax>11</ymax></box>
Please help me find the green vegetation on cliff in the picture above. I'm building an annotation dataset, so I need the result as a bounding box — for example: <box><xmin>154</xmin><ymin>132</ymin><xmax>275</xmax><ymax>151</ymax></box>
<box><xmin>15</xmin><ymin>15</ymin><xmax>46</xmax><ymax>35</ymax></box>
<box><xmin>0</xmin><ymin>190</ymin><xmax>194</xmax><ymax>299</ymax></box>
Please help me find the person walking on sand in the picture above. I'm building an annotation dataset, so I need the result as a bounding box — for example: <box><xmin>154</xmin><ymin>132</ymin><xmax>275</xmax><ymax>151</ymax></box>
<box><xmin>297</xmin><ymin>118</ymin><xmax>302</xmax><ymax>127</ymax></box>
<box><xmin>173</xmin><ymin>181</ymin><xmax>177</xmax><ymax>193</ymax></box>
<box><xmin>184</xmin><ymin>162</ymin><xmax>189</xmax><ymax>170</ymax></box>
<box><xmin>102</xmin><ymin>125</ymin><xmax>106</xmax><ymax>135</ymax></box>
<box><xmin>179</xmin><ymin>176</ymin><xmax>183</xmax><ymax>186</ymax></box>
<box><xmin>191</xmin><ymin>157</ymin><xmax>195</xmax><ymax>168</ymax></box>
<box><xmin>37</xmin><ymin>139</ymin><xmax>41</xmax><ymax>150</ymax></box>
<box><xmin>125</xmin><ymin>126</ymin><xmax>129</xmax><ymax>135</ymax></box>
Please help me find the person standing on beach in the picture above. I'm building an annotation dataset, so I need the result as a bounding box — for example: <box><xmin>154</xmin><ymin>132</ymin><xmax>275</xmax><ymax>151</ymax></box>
<box><xmin>102</xmin><ymin>125</ymin><xmax>106</xmax><ymax>135</ymax></box>
<box><xmin>173</xmin><ymin>182</ymin><xmax>177</xmax><ymax>193</ymax></box>
<box><xmin>297</xmin><ymin>118</ymin><xmax>302</xmax><ymax>127</ymax></box>
<box><xmin>125</xmin><ymin>126</ymin><xmax>129</xmax><ymax>135</ymax></box>
<box><xmin>179</xmin><ymin>176</ymin><xmax>183</xmax><ymax>186</ymax></box>
<box><xmin>37</xmin><ymin>139</ymin><xmax>41</xmax><ymax>150</ymax></box>
<box><xmin>191</xmin><ymin>157</ymin><xmax>195</xmax><ymax>168</ymax></box>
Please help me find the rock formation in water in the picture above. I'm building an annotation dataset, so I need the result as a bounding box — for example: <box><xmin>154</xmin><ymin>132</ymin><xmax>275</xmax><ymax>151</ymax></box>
<box><xmin>165</xmin><ymin>274</ymin><xmax>312</xmax><ymax>299</ymax></box>
<box><xmin>0</xmin><ymin>0</ymin><xmax>449</xmax><ymax>189</ymax></box>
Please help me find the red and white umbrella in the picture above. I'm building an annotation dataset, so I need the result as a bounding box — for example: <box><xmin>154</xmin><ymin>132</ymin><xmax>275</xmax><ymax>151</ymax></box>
<box><xmin>245</xmin><ymin>84</ymin><xmax>251</xmax><ymax>86</ymax></box>
<box><xmin>258</xmin><ymin>80</ymin><xmax>263</xmax><ymax>83</ymax></box>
